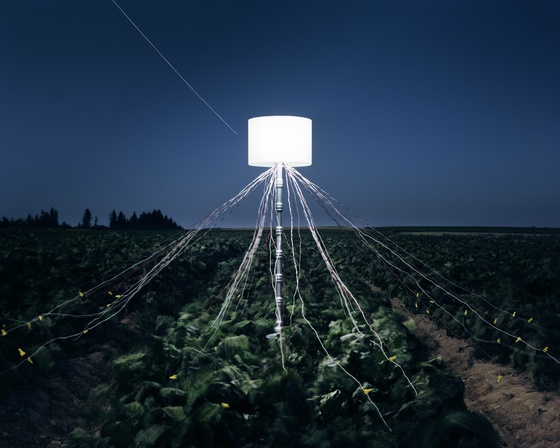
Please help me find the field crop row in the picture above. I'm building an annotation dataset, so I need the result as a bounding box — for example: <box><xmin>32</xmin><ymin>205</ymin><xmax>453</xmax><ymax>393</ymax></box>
<box><xmin>2</xmin><ymin>228</ymin><xmax>558</xmax><ymax>446</ymax></box>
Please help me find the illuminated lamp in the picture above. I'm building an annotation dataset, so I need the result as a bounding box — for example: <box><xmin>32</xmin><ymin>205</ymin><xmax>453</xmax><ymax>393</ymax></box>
<box><xmin>248</xmin><ymin>116</ymin><xmax>312</xmax><ymax>167</ymax></box>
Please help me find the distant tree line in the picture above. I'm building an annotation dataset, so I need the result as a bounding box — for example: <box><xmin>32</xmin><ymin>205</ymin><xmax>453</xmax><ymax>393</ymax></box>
<box><xmin>107</xmin><ymin>209</ymin><xmax>180</xmax><ymax>230</ymax></box>
<box><xmin>0</xmin><ymin>207</ymin><xmax>71</xmax><ymax>229</ymax></box>
<box><xmin>0</xmin><ymin>207</ymin><xmax>181</xmax><ymax>230</ymax></box>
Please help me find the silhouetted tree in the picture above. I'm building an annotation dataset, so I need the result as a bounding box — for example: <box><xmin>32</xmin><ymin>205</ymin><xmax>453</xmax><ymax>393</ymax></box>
<box><xmin>109</xmin><ymin>210</ymin><xmax>118</xmax><ymax>229</ymax></box>
<box><xmin>0</xmin><ymin>217</ymin><xmax>25</xmax><ymax>228</ymax></box>
<box><xmin>0</xmin><ymin>208</ymin><xmax>180</xmax><ymax>230</ymax></box>
<box><xmin>81</xmin><ymin>208</ymin><xmax>92</xmax><ymax>229</ymax></box>
<box><xmin>49</xmin><ymin>207</ymin><xmax>59</xmax><ymax>227</ymax></box>
<box><xmin>117</xmin><ymin>211</ymin><xmax>127</xmax><ymax>228</ymax></box>
<box><xmin>24</xmin><ymin>208</ymin><xmax>61</xmax><ymax>228</ymax></box>
<box><xmin>137</xmin><ymin>209</ymin><xmax>179</xmax><ymax>229</ymax></box>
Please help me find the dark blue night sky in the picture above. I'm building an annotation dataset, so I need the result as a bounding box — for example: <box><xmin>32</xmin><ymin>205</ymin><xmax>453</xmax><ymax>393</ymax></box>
<box><xmin>1</xmin><ymin>0</ymin><xmax>559</xmax><ymax>227</ymax></box>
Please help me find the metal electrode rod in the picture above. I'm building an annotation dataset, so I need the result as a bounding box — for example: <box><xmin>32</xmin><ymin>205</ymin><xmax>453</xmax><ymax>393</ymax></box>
<box><xmin>274</xmin><ymin>162</ymin><xmax>284</xmax><ymax>334</ymax></box>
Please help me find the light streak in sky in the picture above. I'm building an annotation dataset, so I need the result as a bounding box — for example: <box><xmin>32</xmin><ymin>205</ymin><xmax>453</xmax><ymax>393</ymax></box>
<box><xmin>110</xmin><ymin>0</ymin><xmax>238</xmax><ymax>135</ymax></box>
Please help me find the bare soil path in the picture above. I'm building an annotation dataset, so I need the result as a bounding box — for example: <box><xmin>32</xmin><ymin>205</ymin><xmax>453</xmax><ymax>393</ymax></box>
<box><xmin>391</xmin><ymin>298</ymin><xmax>560</xmax><ymax>448</ymax></box>
<box><xmin>0</xmin><ymin>314</ymin><xmax>143</xmax><ymax>448</ymax></box>
<box><xmin>0</xmin><ymin>349</ymin><xmax>112</xmax><ymax>448</ymax></box>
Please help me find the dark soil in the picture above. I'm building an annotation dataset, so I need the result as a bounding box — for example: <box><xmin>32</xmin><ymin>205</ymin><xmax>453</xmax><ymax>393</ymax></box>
<box><xmin>0</xmin><ymin>314</ymin><xmax>144</xmax><ymax>448</ymax></box>
<box><xmin>391</xmin><ymin>298</ymin><xmax>560</xmax><ymax>448</ymax></box>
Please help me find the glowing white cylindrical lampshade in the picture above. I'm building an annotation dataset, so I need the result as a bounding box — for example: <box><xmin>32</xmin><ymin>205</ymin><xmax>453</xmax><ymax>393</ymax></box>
<box><xmin>248</xmin><ymin>116</ymin><xmax>312</xmax><ymax>167</ymax></box>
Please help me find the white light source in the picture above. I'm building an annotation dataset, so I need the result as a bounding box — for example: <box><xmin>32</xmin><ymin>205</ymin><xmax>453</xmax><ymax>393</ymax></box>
<box><xmin>248</xmin><ymin>116</ymin><xmax>312</xmax><ymax>167</ymax></box>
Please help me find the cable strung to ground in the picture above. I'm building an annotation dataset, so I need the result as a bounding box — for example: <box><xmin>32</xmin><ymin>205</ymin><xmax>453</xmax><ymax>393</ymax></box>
<box><xmin>1</xmin><ymin>168</ymin><xmax>274</xmax><ymax>372</ymax></box>
<box><xmin>286</xmin><ymin>166</ymin><xmax>558</xmax><ymax>365</ymax></box>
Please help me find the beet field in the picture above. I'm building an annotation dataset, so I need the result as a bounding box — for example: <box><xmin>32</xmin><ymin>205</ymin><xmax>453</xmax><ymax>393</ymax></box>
<box><xmin>1</xmin><ymin>228</ymin><xmax>559</xmax><ymax>447</ymax></box>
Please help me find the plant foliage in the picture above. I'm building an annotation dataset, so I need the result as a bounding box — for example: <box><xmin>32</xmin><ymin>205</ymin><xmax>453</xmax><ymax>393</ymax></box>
<box><xmin>3</xmin><ymin>229</ymin><xmax>557</xmax><ymax>446</ymax></box>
